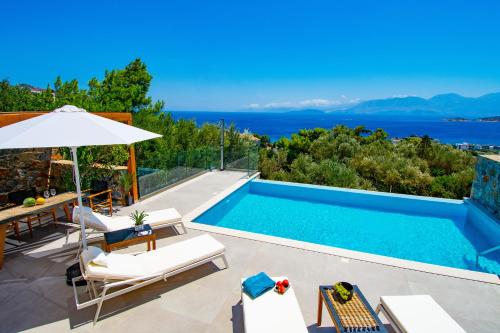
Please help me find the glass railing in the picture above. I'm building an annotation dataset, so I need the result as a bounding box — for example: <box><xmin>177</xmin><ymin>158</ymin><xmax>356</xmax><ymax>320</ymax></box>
<box><xmin>137</xmin><ymin>144</ymin><xmax>259</xmax><ymax>198</ymax></box>
<box><xmin>225</xmin><ymin>144</ymin><xmax>259</xmax><ymax>176</ymax></box>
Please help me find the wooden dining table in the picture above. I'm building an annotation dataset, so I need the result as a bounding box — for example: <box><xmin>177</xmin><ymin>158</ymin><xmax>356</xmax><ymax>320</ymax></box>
<box><xmin>0</xmin><ymin>191</ymin><xmax>80</xmax><ymax>269</ymax></box>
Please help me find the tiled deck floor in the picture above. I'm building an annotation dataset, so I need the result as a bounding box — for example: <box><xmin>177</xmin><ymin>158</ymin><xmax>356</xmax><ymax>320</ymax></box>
<box><xmin>1</xmin><ymin>171</ymin><xmax>499</xmax><ymax>333</ymax></box>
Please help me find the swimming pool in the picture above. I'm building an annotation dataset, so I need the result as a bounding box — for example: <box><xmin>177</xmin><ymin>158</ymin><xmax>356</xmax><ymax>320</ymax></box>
<box><xmin>194</xmin><ymin>179</ymin><xmax>500</xmax><ymax>276</ymax></box>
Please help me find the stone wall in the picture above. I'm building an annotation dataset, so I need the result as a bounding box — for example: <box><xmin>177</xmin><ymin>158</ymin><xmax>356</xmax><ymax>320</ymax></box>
<box><xmin>471</xmin><ymin>155</ymin><xmax>500</xmax><ymax>219</ymax></box>
<box><xmin>49</xmin><ymin>160</ymin><xmax>74</xmax><ymax>192</ymax></box>
<box><xmin>0</xmin><ymin>148</ymin><xmax>52</xmax><ymax>206</ymax></box>
<box><xmin>0</xmin><ymin>151</ymin><xmax>129</xmax><ymax>207</ymax></box>
<box><xmin>50</xmin><ymin>160</ymin><xmax>127</xmax><ymax>200</ymax></box>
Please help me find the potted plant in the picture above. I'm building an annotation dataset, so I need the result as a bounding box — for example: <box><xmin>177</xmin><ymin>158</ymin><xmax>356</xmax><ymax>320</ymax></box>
<box><xmin>332</xmin><ymin>282</ymin><xmax>353</xmax><ymax>304</ymax></box>
<box><xmin>130</xmin><ymin>210</ymin><xmax>148</xmax><ymax>231</ymax></box>
<box><xmin>119</xmin><ymin>173</ymin><xmax>133</xmax><ymax>206</ymax></box>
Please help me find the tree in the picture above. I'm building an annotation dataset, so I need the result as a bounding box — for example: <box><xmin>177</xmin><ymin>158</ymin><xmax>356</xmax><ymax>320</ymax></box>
<box><xmin>417</xmin><ymin>135</ymin><xmax>432</xmax><ymax>158</ymax></box>
<box><xmin>254</xmin><ymin>133</ymin><xmax>271</xmax><ymax>148</ymax></box>
<box><xmin>96</xmin><ymin>59</ymin><xmax>153</xmax><ymax>112</ymax></box>
<box><xmin>384</xmin><ymin>169</ymin><xmax>401</xmax><ymax>193</ymax></box>
<box><xmin>290</xmin><ymin>154</ymin><xmax>313</xmax><ymax>183</ymax></box>
<box><xmin>1</xmin><ymin>58</ymin><xmax>153</xmax><ymax>113</ymax></box>
<box><xmin>353</xmin><ymin>125</ymin><xmax>372</xmax><ymax>140</ymax></box>
<box><xmin>1</xmin><ymin>59</ymin><xmax>257</xmax><ymax>185</ymax></box>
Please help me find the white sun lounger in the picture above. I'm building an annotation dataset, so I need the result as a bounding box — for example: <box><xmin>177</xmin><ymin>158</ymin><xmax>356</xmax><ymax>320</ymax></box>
<box><xmin>241</xmin><ymin>276</ymin><xmax>308</xmax><ymax>333</ymax></box>
<box><xmin>376</xmin><ymin>295</ymin><xmax>466</xmax><ymax>333</ymax></box>
<box><xmin>73</xmin><ymin>205</ymin><xmax>185</xmax><ymax>233</ymax></box>
<box><xmin>73</xmin><ymin>234</ymin><xmax>227</xmax><ymax>324</ymax></box>
<box><xmin>70</xmin><ymin>206</ymin><xmax>185</xmax><ymax>257</ymax></box>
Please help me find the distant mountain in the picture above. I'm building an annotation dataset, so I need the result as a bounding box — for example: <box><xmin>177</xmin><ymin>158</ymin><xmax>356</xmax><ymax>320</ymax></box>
<box><xmin>478</xmin><ymin>116</ymin><xmax>500</xmax><ymax>122</ymax></box>
<box><xmin>339</xmin><ymin>92</ymin><xmax>500</xmax><ymax>117</ymax></box>
<box><xmin>341</xmin><ymin>96</ymin><xmax>435</xmax><ymax>115</ymax></box>
<box><xmin>284</xmin><ymin>109</ymin><xmax>325</xmax><ymax>115</ymax></box>
<box><xmin>237</xmin><ymin>92</ymin><xmax>500</xmax><ymax>117</ymax></box>
<box><xmin>446</xmin><ymin>115</ymin><xmax>500</xmax><ymax>122</ymax></box>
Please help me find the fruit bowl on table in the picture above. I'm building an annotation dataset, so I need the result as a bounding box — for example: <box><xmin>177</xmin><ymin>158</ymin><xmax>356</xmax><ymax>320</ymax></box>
<box><xmin>332</xmin><ymin>281</ymin><xmax>354</xmax><ymax>303</ymax></box>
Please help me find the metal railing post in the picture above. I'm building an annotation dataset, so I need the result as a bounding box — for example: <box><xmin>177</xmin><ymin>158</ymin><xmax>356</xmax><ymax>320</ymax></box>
<box><xmin>247</xmin><ymin>147</ymin><xmax>250</xmax><ymax>177</ymax></box>
<box><xmin>205</xmin><ymin>147</ymin><xmax>208</xmax><ymax>170</ymax></box>
<box><xmin>220</xmin><ymin>119</ymin><xmax>224</xmax><ymax>171</ymax></box>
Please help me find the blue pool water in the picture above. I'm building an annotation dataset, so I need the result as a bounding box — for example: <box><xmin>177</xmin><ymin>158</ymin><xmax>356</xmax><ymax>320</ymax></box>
<box><xmin>195</xmin><ymin>180</ymin><xmax>500</xmax><ymax>275</ymax></box>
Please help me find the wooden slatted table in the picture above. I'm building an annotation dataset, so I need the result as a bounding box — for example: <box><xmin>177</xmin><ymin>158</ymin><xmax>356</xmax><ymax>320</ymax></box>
<box><xmin>317</xmin><ymin>285</ymin><xmax>388</xmax><ymax>333</ymax></box>
<box><xmin>0</xmin><ymin>191</ymin><xmax>79</xmax><ymax>269</ymax></box>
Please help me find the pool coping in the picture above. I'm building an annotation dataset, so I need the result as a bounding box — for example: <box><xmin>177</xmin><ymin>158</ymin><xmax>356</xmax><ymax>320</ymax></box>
<box><xmin>183</xmin><ymin>176</ymin><xmax>500</xmax><ymax>285</ymax></box>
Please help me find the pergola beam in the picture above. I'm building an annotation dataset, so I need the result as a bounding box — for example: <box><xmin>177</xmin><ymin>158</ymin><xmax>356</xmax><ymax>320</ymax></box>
<box><xmin>0</xmin><ymin>112</ymin><xmax>139</xmax><ymax>202</ymax></box>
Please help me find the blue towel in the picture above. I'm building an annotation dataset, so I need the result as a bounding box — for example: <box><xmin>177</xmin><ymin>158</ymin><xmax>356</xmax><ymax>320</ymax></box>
<box><xmin>242</xmin><ymin>272</ymin><xmax>275</xmax><ymax>299</ymax></box>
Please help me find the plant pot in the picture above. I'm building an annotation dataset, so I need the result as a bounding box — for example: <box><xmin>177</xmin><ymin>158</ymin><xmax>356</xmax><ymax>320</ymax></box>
<box><xmin>333</xmin><ymin>282</ymin><xmax>354</xmax><ymax>304</ymax></box>
<box><xmin>122</xmin><ymin>194</ymin><xmax>133</xmax><ymax>206</ymax></box>
<box><xmin>134</xmin><ymin>224</ymin><xmax>144</xmax><ymax>232</ymax></box>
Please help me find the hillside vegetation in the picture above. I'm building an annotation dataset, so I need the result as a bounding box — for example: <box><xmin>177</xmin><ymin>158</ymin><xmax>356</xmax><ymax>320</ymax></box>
<box><xmin>259</xmin><ymin>126</ymin><xmax>475</xmax><ymax>199</ymax></box>
<box><xmin>0</xmin><ymin>59</ymin><xmax>252</xmax><ymax>186</ymax></box>
<box><xmin>0</xmin><ymin>59</ymin><xmax>477</xmax><ymax>199</ymax></box>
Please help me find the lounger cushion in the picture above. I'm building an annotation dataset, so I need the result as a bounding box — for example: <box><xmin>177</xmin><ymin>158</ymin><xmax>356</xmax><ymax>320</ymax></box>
<box><xmin>81</xmin><ymin>246</ymin><xmax>146</xmax><ymax>279</ymax></box>
<box><xmin>381</xmin><ymin>295</ymin><xmax>466</xmax><ymax>333</ymax></box>
<box><xmin>137</xmin><ymin>234</ymin><xmax>225</xmax><ymax>275</ymax></box>
<box><xmin>242</xmin><ymin>276</ymin><xmax>308</xmax><ymax>333</ymax></box>
<box><xmin>91</xmin><ymin>252</ymin><xmax>109</xmax><ymax>267</ymax></box>
<box><xmin>142</xmin><ymin>209</ymin><xmax>182</xmax><ymax>228</ymax></box>
<box><xmin>82</xmin><ymin>235</ymin><xmax>225</xmax><ymax>280</ymax></box>
<box><xmin>73</xmin><ymin>206</ymin><xmax>182</xmax><ymax>232</ymax></box>
<box><xmin>88</xmin><ymin>254</ymin><xmax>146</xmax><ymax>279</ymax></box>
<box><xmin>73</xmin><ymin>206</ymin><xmax>110</xmax><ymax>231</ymax></box>
<box><xmin>81</xmin><ymin>246</ymin><xmax>105</xmax><ymax>265</ymax></box>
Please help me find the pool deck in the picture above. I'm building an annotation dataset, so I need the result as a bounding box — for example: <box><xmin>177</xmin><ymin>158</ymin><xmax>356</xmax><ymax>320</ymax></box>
<box><xmin>1</xmin><ymin>170</ymin><xmax>499</xmax><ymax>333</ymax></box>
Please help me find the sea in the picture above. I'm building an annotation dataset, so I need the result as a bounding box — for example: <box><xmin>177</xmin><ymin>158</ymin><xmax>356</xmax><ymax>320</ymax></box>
<box><xmin>170</xmin><ymin>111</ymin><xmax>500</xmax><ymax>145</ymax></box>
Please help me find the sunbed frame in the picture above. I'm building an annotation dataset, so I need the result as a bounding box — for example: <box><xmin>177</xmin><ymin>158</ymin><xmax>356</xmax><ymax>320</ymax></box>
<box><xmin>72</xmin><ymin>251</ymin><xmax>228</xmax><ymax>324</ymax></box>
<box><xmin>63</xmin><ymin>209</ymin><xmax>186</xmax><ymax>258</ymax></box>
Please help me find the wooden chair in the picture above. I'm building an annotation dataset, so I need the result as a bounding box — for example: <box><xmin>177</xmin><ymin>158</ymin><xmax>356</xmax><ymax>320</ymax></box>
<box><xmin>84</xmin><ymin>180</ymin><xmax>114</xmax><ymax>216</ymax></box>
<box><xmin>6</xmin><ymin>220</ymin><xmax>21</xmax><ymax>241</ymax></box>
<box><xmin>86</xmin><ymin>189</ymin><xmax>113</xmax><ymax>216</ymax></box>
<box><xmin>7</xmin><ymin>189</ymin><xmax>57</xmax><ymax>238</ymax></box>
<box><xmin>18</xmin><ymin>209</ymin><xmax>57</xmax><ymax>238</ymax></box>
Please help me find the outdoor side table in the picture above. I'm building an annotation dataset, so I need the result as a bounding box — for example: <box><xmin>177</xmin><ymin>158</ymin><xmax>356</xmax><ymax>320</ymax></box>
<box><xmin>317</xmin><ymin>284</ymin><xmax>388</xmax><ymax>333</ymax></box>
<box><xmin>103</xmin><ymin>224</ymin><xmax>156</xmax><ymax>252</ymax></box>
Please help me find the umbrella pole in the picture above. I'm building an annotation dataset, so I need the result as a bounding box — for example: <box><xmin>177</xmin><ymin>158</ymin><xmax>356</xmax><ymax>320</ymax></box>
<box><xmin>71</xmin><ymin>146</ymin><xmax>88</xmax><ymax>250</ymax></box>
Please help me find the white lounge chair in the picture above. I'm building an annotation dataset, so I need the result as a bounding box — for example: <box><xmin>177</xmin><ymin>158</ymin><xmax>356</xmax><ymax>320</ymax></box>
<box><xmin>69</xmin><ymin>206</ymin><xmax>185</xmax><ymax>257</ymax></box>
<box><xmin>72</xmin><ymin>205</ymin><xmax>185</xmax><ymax>234</ymax></box>
<box><xmin>241</xmin><ymin>276</ymin><xmax>308</xmax><ymax>333</ymax></box>
<box><xmin>376</xmin><ymin>295</ymin><xmax>466</xmax><ymax>333</ymax></box>
<box><xmin>73</xmin><ymin>234</ymin><xmax>227</xmax><ymax>324</ymax></box>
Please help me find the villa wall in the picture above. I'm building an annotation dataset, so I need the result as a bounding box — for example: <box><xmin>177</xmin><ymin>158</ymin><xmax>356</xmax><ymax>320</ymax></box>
<box><xmin>0</xmin><ymin>148</ymin><xmax>52</xmax><ymax>206</ymax></box>
<box><xmin>471</xmin><ymin>155</ymin><xmax>500</xmax><ymax>220</ymax></box>
<box><xmin>0</xmin><ymin>152</ymin><xmax>128</xmax><ymax>207</ymax></box>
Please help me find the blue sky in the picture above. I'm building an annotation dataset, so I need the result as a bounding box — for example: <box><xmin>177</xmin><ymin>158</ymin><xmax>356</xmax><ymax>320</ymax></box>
<box><xmin>1</xmin><ymin>0</ymin><xmax>500</xmax><ymax>111</ymax></box>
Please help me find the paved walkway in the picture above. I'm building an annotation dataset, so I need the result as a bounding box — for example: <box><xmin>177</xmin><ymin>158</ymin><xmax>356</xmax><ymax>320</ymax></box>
<box><xmin>1</xmin><ymin>171</ymin><xmax>499</xmax><ymax>333</ymax></box>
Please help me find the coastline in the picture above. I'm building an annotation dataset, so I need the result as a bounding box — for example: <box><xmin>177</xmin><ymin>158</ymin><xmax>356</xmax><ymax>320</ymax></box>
<box><xmin>169</xmin><ymin>110</ymin><xmax>500</xmax><ymax>145</ymax></box>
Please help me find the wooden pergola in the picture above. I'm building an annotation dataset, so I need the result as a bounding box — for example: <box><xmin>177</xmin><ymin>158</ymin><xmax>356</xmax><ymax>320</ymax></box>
<box><xmin>0</xmin><ymin>112</ymin><xmax>139</xmax><ymax>201</ymax></box>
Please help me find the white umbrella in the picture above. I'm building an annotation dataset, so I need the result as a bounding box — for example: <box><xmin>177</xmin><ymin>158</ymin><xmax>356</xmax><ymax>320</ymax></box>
<box><xmin>0</xmin><ymin>105</ymin><xmax>161</xmax><ymax>249</ymax></box>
